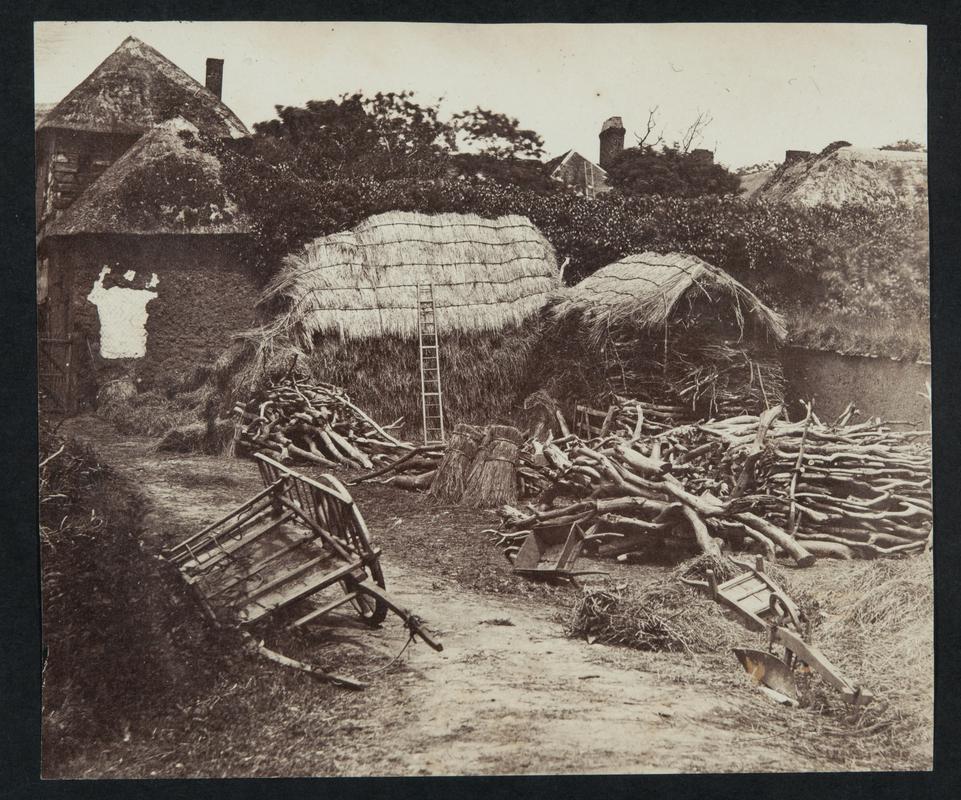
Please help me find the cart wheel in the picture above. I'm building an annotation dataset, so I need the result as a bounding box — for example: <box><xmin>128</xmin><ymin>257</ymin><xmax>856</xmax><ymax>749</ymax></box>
<box><xmin>341</xmin><ymin>573</ymin><xmax>389</xmax><ymax>626</ymax></box>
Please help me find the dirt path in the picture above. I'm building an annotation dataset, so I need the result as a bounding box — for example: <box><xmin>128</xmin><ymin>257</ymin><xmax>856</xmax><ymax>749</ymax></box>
<box><xmin>63</xmin><ymin>417</ymin><xmax>825</xmax><ymax>775</ymax></box>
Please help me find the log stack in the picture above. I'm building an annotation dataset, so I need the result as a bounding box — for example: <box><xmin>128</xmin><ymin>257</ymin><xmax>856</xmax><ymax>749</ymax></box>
<box><xmin>500</xmin><ymin>405</ymin><xmax>931</xmax><ymax>563</ymax></box>
<box><xmin>233</xmin><ymin>377</ymin><xmax>415</xmax><ymax>468</ymax></box>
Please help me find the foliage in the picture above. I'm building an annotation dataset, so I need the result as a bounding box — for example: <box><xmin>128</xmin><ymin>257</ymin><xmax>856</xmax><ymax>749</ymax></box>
<box><xmin>606</xmin><ymin>145</ymin><xmax>743</xmax><ymax>198</ymax></box>
<box><xmin>450</xmin><ymin>106</ymin><xmax>545</xmax><ymax>159</ymax></box>
<box><xmin>215</xmin><ymin>133</ymin><xmax>929</xmax><ymax>352</ymax></box>
<box><xmin>252</xmin><ymin>92</ymin><xmax>455</xmax><ymax>180</ymax></box>
<box><xmin>39</xmin><ymin>422</ymin><xmax>226</xmax><ymax>763</ymax></box>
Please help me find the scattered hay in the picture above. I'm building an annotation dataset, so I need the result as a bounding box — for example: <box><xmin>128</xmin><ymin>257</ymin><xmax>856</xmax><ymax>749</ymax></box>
<box><xmin>567</xmin><ymin>555</ymin><xmax>752</xmax><ymax>654</ymax></box>
<box><xmin>789</xmin><ymin>554</ymin><xmax>933</xmax><ymax>766</ymax></box>
<box><xmin>156</xmin><ymin>417</ymin><xmax>237</xmax><ymax>455</ymax></box>
<box><xmin>97</xmin><ymin>388</ymin><xmax>197</xmax><ymax>437</ymax></box>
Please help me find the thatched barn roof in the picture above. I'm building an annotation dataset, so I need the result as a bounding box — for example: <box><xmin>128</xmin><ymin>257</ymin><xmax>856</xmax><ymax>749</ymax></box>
<box><xmin>550</xmin><ymin>252</ymin><xmax>787</xmax><ymax>343</ymax></box>
<box><xmin>38</xmin><ymin>36</ymin><xmax>248</xmax><ymax>139</ymax></box>
<box><xmin>45</xmin><ymin>118</ymin><xmax>251</xmax><ymax>237</ymax></box>
<box><xmin>756</xmin><ymin>145</ymin><xmax>927</xmax><ymax>208</ymax></box>
<box><xmin>267</xmin><ymin>211</ymin><xmax>560</xmax><ymax>341</ymax></box>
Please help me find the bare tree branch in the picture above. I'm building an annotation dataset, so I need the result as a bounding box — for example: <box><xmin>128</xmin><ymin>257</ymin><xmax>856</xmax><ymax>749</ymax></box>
<box><xmin>679</xmin><ymin>109</ymin><xmax>713</xmax><ymax>153</ymax></box>
<box><xmin>634</xmin><ymin>106</ymin><xmax>664</xmax><ymax>150</ymax></box>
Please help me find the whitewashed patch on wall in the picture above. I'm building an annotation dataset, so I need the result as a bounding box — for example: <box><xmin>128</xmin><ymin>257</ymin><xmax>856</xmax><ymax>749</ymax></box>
<box><xmin>86</xmin><ymin>267</ymin><xmax>159</xmax><ymax>359</ymax></box>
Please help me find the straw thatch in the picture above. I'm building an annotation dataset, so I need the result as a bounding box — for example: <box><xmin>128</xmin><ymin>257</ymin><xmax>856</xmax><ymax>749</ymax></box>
<box><xmin>38</xmin><ymin>36</ymin><xmax>248</xmax><ymax>139</ymax></box>
<box><xmin>265</xmin><ymin>211</ymin><xmax>560</xmax><ymax>342</ymax></box>
<box><xmin>756</xmin><ymin>145</ymin><xmax>928</xmax><ymax>208</ymax></box>
<box><xmin>549</xmin><ymin>252</ymin><xmax>787</xmax><ymax>346</ymax></box>
<box><xmin>538</xmin><ymin>252</ymin><xmax>786</xmax><ymax>417</ymax></box>
<box><xmin>46</xmin><ymin>118</ymin><xmax>251</xmax><ymax>237</ymax></box>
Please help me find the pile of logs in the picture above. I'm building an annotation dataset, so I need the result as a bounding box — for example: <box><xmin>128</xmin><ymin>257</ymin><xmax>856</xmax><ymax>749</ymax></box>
<box><xmin>501</xmin><ymin>404</ymin><xmax>931</xmax><ymax>563</ymax></box>
<box><xmin>233</xmin><ymin>378</ymin><xmax>416</xmax><ymax>469</ymax></box>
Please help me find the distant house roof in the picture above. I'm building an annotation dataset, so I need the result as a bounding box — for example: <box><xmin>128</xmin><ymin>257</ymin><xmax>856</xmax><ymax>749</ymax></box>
<box><xmin>38</xmin><ymin>36</ymin><xmax>248</xmax><ymax>139</ymax></box>
<box><xmin>544</xmin><ymin>149</ymin><xmax>608</xmax><ymax>180</ymax></box>
<box><xmin>45</xmin><ymin>118</ymin><xmax>251</xmax><ymax>237</ymax></box>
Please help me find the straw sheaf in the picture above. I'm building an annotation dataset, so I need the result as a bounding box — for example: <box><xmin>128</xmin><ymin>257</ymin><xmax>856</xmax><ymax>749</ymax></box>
<box><xmin>38</xmin><ymin>36</ymin><xmax>248</xmax><ymax>139</ymax></box>
<box><xmin>265</xmin><ymin>211</ymin><xmax>560</xmax><ymax>341</ymax></box>
<box><xmin>550</xmin><ymin>252</ymin><xmax>787</xmax><ymax>344</ymax></box>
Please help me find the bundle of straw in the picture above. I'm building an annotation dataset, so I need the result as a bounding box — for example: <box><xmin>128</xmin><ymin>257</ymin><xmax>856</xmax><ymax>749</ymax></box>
<box><xmin>461</xmin><ymin>424</ymin><xmax>524</xmax><ymax>508</ymax></box>
<box><xmin>428</xmin><ymin>423</ymin><xmax>487</xmax><ymax>504</ymax></box>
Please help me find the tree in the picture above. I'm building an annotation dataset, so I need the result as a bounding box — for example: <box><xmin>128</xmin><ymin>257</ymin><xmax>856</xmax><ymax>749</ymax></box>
<box><xmin>606</xmin><ymin>145</ymin><xmax>742</xmax><ymax>198</ymax></box>
<box><xmin>450</xmin><ymin>107</ymin><xmax>545</xmax><ymax>159</ymax></box>
<box><xmin>252</xmin><ymin>91</ymin><xmax>455</xmax><ymax>180</ymax></box>
<box><xmin>604</xmin><ymin>107</ymin><xmax>741</xmax><ymax>198</ymax></box>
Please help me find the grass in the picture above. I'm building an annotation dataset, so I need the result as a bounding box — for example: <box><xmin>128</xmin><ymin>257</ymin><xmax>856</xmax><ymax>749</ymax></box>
<box><xmin>786</xmin><ymin>306</ymin><xmax>930</xmax><ymax>361</ymax></box>
<box><xmin>39</xmin><ymin>421</ymin><xmax>234</xmax><ymax>770</ymax></box>
<box><xmin>567</xmin><ymin>551</ymin><xmax>933</xmax><ymax>771</ymax></box>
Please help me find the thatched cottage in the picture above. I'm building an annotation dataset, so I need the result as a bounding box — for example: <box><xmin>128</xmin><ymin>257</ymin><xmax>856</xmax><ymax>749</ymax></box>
<box><xmin>542</xmin><ymin>252</ymin><xmax>787</xmax><ymax>419</ymax></box>
<box><xmin>238</xmin><ymin>211</ymin><xmax>561</xmax><ymax>433</ymax></box>
<box><xmin>42</xmin><ymin>118</ymin><xmax>259</xmax><ymax>400</ymax></box>
<box><xmin>36</xmin><ymin>35</ymin><xmax>253</xmax><ymax>411</ymax></box>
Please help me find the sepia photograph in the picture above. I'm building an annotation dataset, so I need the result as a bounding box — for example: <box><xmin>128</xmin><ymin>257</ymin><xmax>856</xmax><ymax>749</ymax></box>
<box><xmin>33</xmin><ymin>20</ymin><xmax>931</xmax><ymax>778</ymax></box>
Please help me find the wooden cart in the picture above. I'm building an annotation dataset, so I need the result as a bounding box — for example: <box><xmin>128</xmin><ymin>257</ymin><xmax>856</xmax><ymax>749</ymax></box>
<box><xmin>164</xmin><ymin>454</ymin><xmax>442</xmax><ymax>680</ymax></box>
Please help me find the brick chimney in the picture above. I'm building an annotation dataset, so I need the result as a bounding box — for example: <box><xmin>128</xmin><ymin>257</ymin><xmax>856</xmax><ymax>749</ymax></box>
<box><xmin>599</xmin><ymin>116</ymin><xmax>626</xmax><ymax>169</ymax></box>
<box><xmin>205</xmin><ymin>58</ymin><xmax>224</xmax><ymax>100</ymax></box>
<box><xmin>784</xmin><ymin>149</ymin><xmax>813</xmax><ymax>167</ymax></box>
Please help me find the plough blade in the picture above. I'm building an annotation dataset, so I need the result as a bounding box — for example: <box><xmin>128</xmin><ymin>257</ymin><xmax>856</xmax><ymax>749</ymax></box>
<box><xmin>734</xmin><ymin>647</ymin><xmax>798</xmax><ymax>701</ymax></box>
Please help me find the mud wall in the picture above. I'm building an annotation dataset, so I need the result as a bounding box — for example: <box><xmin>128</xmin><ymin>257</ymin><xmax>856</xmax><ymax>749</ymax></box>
<box><xmin>782</xmin><ymin>346</ymin><xmax>931</xmax><ymax>426</ymax></box>
<box><xmin>59</xmin><ymin>234</ymin><xmax>261</xmax><ymax>397</ymax></box>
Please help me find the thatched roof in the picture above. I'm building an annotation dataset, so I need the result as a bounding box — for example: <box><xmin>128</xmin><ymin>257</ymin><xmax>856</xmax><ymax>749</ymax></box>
<box><xmin>756</xmin><ymin>145</ymin><xmax>927</xmax><ymax>208</ymax></box>
<box><xmin>267</xmin><ymin>211</ymin><xmax>560</xmax><ymax>341</ymax></box>
<box><xmin>45</xmin><ymin>118</ymin><xmax>251</xmax><ymax>236</ymax></box>
<box><xmin>35</xmin><ymin>102</ymin><xmax>55</xmax><ymax>129</ymax></box>
<box><xmin>38</xmin><ymin>36</ymin><xmax>248</xmax><ymax>139</ymax></box>
<box><xmin>550</xmin><ymin>252</ymin><xmax>787</xmax><ymax>343</ymax></box>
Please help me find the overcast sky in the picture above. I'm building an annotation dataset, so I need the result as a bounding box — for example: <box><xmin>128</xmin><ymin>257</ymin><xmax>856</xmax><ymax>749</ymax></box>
<box><xmin>34</xmin><ymin>21</ymin><xmax>926</xmax><ymax>169</ymax></box>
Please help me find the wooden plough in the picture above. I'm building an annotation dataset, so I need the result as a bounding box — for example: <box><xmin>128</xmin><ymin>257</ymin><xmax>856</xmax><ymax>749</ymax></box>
<box><xmin>164</xmin><ymin>454</ymin><xmax>442</xmax><ymax>688</ymax></box>
<box><xmin>682</xmin><ymin>556</ymin><xmax>873</xmax><ymax>706</ymax></box>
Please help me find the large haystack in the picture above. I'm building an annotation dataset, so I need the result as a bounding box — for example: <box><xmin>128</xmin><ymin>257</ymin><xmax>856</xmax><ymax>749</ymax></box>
<box><xmin>756</xmin><ymin>145</ymin><xmax>927</xmax><ymax>208</ymax></box>
<box><xmin>230</xmin><ymin>212</ymin><xmax>560</xmax><ymax>435</ymax></box>
<box><xmin>540</xmin><ymin>252</ymin><xmax>787</xmax><ymax>418</ymax></box>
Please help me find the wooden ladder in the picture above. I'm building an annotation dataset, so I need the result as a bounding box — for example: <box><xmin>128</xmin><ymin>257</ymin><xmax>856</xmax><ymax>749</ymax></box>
<box><xmin>417</xmin><ymin>284</ymin><xmax>446</xmax><ymax>444</ymax></box>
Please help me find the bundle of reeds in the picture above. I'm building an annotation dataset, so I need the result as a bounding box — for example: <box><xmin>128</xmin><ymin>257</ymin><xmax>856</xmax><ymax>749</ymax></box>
<box><xmin>461</xmin><ymin>425</ymin><xmax>524</xmax><ymax>508</ymax></box>
<box><xmin>428</xmin><ymin>424</ymin><xmax>487</xmax><ymax>504</ymax></box>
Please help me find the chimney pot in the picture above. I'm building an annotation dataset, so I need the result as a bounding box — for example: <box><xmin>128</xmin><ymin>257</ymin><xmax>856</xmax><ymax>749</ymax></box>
<box><xmin>784</xmin><ymin>149</ymin><xmax>813</xmax><ymax>167</ymax></box>
<box><xmin>205</xmin><ymin>58</ymin><xmax>224</xmax><ymax>100</ymax></box>
<box><xmin>599</xmin><ymin>116</ymin><xmax>626</xmax><ymax>170</ymax></box>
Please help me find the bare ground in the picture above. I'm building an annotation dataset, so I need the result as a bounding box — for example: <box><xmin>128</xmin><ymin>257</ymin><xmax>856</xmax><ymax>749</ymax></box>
<box><xmin>49</xmin><ymin>416</ymin><xmax>921</xmax><ymax>777</ymax></box>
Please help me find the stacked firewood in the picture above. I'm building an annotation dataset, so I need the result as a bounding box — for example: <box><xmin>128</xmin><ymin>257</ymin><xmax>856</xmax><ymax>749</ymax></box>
<box><xmin>502</xmin><ymin>404</ymin><xmax>931</xmax><ymax>562</ymax></box>
<box><xmin>233</xmin><ymin>378</ymin><xmax>415</xmax><ymax>468</ymax></box>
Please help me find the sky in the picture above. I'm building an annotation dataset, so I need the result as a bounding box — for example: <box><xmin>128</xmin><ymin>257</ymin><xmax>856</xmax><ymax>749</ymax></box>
<box><xmin>34</xmin><ymin>21</ymin><xmax>927</xmax><ymax>169</ymax></box>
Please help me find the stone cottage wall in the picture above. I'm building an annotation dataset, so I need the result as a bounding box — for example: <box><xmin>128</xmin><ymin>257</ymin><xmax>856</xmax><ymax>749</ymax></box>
<box><xmin>60</xmin><ymin>234</ymin><xmax>261</xmax><ymax>398</ymax></box>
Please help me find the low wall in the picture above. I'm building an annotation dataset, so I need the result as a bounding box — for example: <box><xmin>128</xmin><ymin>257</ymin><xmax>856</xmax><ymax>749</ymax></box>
<box><xmin>782</xmin><ymin>346</ymin><xmax>931</xmax><ymax>426</ymax></box>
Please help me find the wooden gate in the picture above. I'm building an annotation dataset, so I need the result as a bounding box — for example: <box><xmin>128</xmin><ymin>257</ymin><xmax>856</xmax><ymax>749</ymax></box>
<box><xmin>38</xmin><ymin>332</ymin><xmax>76</xmax><ymax>414</ymax></box>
